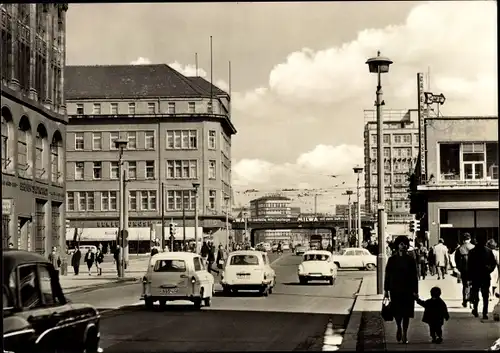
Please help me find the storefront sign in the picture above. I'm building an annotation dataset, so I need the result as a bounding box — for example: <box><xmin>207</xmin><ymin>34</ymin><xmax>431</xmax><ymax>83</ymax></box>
<box><xmin>96</xmin><ymin>220</ymin><xmax>152</xmax><ymax>228</ymax></box>
<box><xmin>2</xmin><ymin>174</ymin><xmax>64</xmax><ymax>200</ymax></box>
<box><xmin>417</xmin><ymin>73</ymin><xmax>427</xmax><ymax>180</ymax></box>
<box><xmin>2</xmin><ymin>199</ymin><xmax>13</xmax><ymax>215</ymax></box>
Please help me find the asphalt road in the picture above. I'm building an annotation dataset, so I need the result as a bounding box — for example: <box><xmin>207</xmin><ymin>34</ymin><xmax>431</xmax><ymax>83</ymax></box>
<box><xmin>67</xmin><ymin>252</ymin><xmax>368</xmax><ymax>352</ymax></box>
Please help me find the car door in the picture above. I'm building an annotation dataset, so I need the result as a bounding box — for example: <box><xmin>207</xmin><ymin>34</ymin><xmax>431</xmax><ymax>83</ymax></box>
<box><xmin>262</xmin><ymin>254</ymin><xmax>274</xmax><ymax>282</ymax></box>
<box><xmin>194</xmin><ymin>257</ymin><xmax>212</xmax><ymax>297</ymax></box>
<box><xmin>359</xmin><ymin>249</ymin><xmax>373</xmax><ymax>267</ymax></box>
<box><xmin>343</xmin><ymin>250</ymin><xmax>360</xmax><ymax>268</ymax></box>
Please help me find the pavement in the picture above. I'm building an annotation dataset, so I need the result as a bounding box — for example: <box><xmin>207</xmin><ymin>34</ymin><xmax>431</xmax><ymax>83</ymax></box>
<box><xmin>66</xmin><ymin>251</ymin><xmax>371</xmax><ymax>351</ymax></box>
<box><xmin>340</xmin><ymin>271</ymin><xmax>500</xmax><ymax>351</ymax></box>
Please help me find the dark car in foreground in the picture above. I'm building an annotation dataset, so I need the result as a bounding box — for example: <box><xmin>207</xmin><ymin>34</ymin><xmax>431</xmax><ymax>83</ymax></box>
<box><xmin>3</xmin><ymin>250</ymin><xmax>102</xmax><ymax>353</ymax></box>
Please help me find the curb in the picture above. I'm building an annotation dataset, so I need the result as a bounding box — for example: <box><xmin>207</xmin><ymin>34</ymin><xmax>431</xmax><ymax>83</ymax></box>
<box><xmin>64</xmin><ymin>277</ymin><xmax>140</xmax><ymax>295</ymax></box>
<box><xmin>338</xmin><ymin>279</ymin><xmax>364</xmax><ymax>351</ymax></box>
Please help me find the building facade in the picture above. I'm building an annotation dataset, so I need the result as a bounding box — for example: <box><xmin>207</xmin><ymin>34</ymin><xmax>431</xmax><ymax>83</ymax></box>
<box><xmin>64</xmin><ymin>65</ymin><xmax>236</xmax><ymax>251</ymax></box>
<box><xmin>249</xmin><ymin>195</ymin><xmax>292</xmax><ymax>243</ymax></box>
<box><xmin>416</xmin><ymin>117</ymin><xmax>498</xmax><ymax>249</ymax></box>
<box><xmin>363</xmin><ymin>109</ymin><xmax>418</xmax><ymax>225</ymax></box>
<box><xmin>1</xmin><ymin>4</ymin><xmax>68</xmax><ymax>254</ymax></box>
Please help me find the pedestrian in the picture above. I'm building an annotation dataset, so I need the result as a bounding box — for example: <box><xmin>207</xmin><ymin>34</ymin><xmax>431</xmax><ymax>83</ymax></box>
<box><xmin>201</xmin><ymin>241</ymin><xmax>210</xmax><ymax>263</ymax></box>
<box><xmin>428</xmin><ymin>245</ymin><xmax>436</xmax><ymax>276</ymax></box>
<box><xmin>95</xmin><ymin>247</ymin><xmax>104</xmax><ymax>276</ymax></box>
<box><xmin>486</xmin><ymin>239</ymin><xmax>499</xmax><ymax>300</ymax></box>
<box><xmin>71</xmin><ymin>245</ymin><xmax>81</xmax><ymax>275</ymax></box>
<box><xmin>454</xmin><ymin>233</ymin><xmax>475</xmax><ymax>307</ymax></box>
<box><xmin>48</xmin><ymin>246</ymin><xmax>62</xmax><ymax>277</ymax></box>
<box><xmin>384</xmin><ymin>235</ymin><xmax>418</xmax><ymax>344</ymax></box>
<box><xmin>216</xmin><ymin>244</ymin><xmax>225</xmax><ymax>270</ymax></box>
<box><xmin>113</xmin><ymin>245</ymin><xmax>121</xmax><ymax>275</ymax></box>
<box><xmin>207</xmin><ymin>242</ymin><xmax>218</xmax><ymax>275</ymax></box>
<box><xmin>415</xmin><ymin>242</ymin><xmax>428</xmax><ymax>280</ymax></box>
<box><xmin>151</xmin><ymin>246</ymin><xmax>159</xmax><ymax>256</ymax></box>
<box><xmin>434</xmin><ymin>239</ymin><xmax>449</xmax><ymax>280</ymax></box>
<box><xmin>467</xmin><ymin>233</ymin><xmax>497</xmax><ymax>319</ymax></box>
<box><xmin>84</xmin><ymin>249</ymin><xmax>95</xmax><ymax>276</ymax></box>
<box><xmin>414</xmin><ymin>286</ymin><xmax>450</xmax><ymax>344</ymax></box>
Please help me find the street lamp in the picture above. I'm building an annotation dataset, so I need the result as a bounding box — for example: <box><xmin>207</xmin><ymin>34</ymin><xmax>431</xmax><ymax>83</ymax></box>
<box><xmin>345</xmin><ymin>190</ymin><xmax>354</xmax><ymax>241</ymax></box>
<box><xmin>366</xmin><ymin>50</ymin><xmax>393</xmax><ymax>295</ymax></box>
<box><xmin>224</xmin><ymin>195</ymin><xmax>230</xmax><ymax>249</ymax></box>
<box><xmin>115</xmin><ymin>138</ymin><xmax>128</xmax><ymax>278</ymax></box>
<box><xmin>353</xmin><ymin>167</ymin><xmax>363</xmax><ymax>247</ymax></box>
<box><xmin>192</xmin><ymin>183</ymin><xmax>200</xmax><ymax>254</ymax></box>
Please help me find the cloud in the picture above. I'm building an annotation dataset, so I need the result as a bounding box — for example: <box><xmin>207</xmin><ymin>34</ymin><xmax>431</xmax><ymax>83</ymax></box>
<box><xmin>130</xmin><ymin>57</ymin><xmax>151</xmax><ymax>65</ymax></box>
<box><xmin>169</xmin><ymin>61</ymin><xmax>207</xmax><ymax>77</ymax></box>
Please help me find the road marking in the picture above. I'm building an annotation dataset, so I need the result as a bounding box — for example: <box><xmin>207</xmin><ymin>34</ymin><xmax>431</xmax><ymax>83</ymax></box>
<box><xmin>322</xmin><ymin>320</ymin><xmax>344</xmax><ymax>351</ymax></box>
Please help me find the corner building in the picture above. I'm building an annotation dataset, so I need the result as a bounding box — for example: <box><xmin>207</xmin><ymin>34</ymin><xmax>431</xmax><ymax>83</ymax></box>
<box><xmin>1</xmin><ymin>4</ymin><xmax>68</xmax><ymax>253</ymax></box>
<box><xmin>64</xmin><ymin>65</ymin><xmax>237</xmax><ymax>251</ymax></box>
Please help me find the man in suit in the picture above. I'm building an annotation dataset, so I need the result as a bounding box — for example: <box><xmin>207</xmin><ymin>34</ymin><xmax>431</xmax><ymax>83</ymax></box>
<box><xmin>434</xmin><ymin>238</ymin><xmax>450</xmax><ymax>280</ymax></box>
<box><xmin>454</xmin><ymin>233</ymin><xmax>475</xmax><ymax>307</ymax></box>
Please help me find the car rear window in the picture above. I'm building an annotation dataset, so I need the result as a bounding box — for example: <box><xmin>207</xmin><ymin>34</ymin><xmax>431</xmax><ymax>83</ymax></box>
<box><xmin>303</xmin><ymin>254</ymin><xmax>330</xmax><ymax>261</ymax></box>
<box><xmin>229</xmin><ymin>255</ymin><xmax>259</xmax><ymax>266</ymax></box>
<box><xmin>154</xmin><ymin>259</ymin><xmax>186</xmax><ymax>272</ymax></box>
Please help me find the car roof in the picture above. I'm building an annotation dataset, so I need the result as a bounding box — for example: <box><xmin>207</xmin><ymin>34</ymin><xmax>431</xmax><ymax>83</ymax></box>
<box><xmin>343</xmin><ymin>247</ymin><xmax>366</xmax><ymax>251</ymax></box>
<box><xmin>303</xmin><ymin>250</ymin><xmax>332</xmax><ymax>256</ymax></box>
<box><xmin>2</xmin><ymin>250</ymin><xmax>50</xmax><ymax>278</ymax></box>
<box><xmin>149</xmin><ymin>251</ymin><xmax>200</xmax><ymax>263</ymax></box>
<box><xmin>228</xmin><ymin>250</ymin><xmax>263</xmax><ymax>257</ymax></box>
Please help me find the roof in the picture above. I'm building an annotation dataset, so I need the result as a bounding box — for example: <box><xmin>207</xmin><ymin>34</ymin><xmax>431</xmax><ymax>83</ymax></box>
<box><xmin>188</xmin><ymin>77</ymin><xmax>228</xmax><ymax>97</ymax></box>
<box><xmin>65</xmin><ymin>65</ymin><xmax>227</xmax><ymax>100</ymax></box>
<box><xmin>150</xmin><ymin>251</ymin><xmax>199</xmax><ymax>263</ymax></box>
<box><xmin>228</xmin><ymin>250</ymin><xmax>264</xmax><ymax>256</ymax></box>
<box><xmin>303</xmin><ymin>250</ymin><xmax>332</xmax><ymax>255</ymax></box>
<box><xmin>250</xmin><ymin>195</ymin><xmax>291</xmax><ymax>203</ymax></box>
<box><xmin>2</xmin><ymin>250</ymin><xmax>50</xmax><ymax>277</ymax></box>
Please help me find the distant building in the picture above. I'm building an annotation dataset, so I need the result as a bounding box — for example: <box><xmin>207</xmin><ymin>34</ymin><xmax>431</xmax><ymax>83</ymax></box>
<box><xmin>249</xmin><ymin>195</ymin><xmax>292</xmax><ymax>243</ymax></box>
<box><xmin>335</xmin><ymin>204</ymin><xmax>367</xmax><ymax>218</ymax></box>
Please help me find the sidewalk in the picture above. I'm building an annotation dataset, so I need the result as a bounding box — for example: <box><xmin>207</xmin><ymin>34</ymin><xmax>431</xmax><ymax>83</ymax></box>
<box><xmin>340</xmin><ymin>273</ymin><xmax>500</xmax><ymax>351</ymax></box>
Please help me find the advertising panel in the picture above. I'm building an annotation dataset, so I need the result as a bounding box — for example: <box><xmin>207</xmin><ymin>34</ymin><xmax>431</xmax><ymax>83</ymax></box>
<box><xmin>417</xmin><ymin>73</ymin><xmax>427</xmax><ymax>180</ymax></box>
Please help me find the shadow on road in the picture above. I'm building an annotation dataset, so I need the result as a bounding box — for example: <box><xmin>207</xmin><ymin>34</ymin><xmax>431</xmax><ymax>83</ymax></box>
<box><xmin>282</xmin><ymin>282</ymin><xmax>332</xmax><ymax>286</ymax></box>
<box><xmin>214</xmin><ymin>290</ymin><xmax>265</xmax><ymax>298</ymax></box>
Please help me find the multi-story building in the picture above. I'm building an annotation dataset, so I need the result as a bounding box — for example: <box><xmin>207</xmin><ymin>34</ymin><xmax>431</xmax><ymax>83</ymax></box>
<box><xmin>335</xmin><ymin>203</ymin><xmax>367</xmax><ymax>218</ymax></box>
<box><xmin>363</xmin><ymin>109</ymin><xmax>419</xmax><ymax>226</ymax></box>
<box><xmin>64</xmin><ymin>64</ymin><xmax>236</xmax><ymax>252</ymax></box>
<box><xmin>415</xmin><ymin>116</ymin><xmax>498</xmax><ymax>249</ymax></box>
<box><xmin>249</xmin><ymin>195</ymin><xmax>292</xmax><ymax>243</ymax></box>
<box><xmin>1</xmin><ymin>4</ymin><xmax>68</xmax><ymax>253</ymax></box>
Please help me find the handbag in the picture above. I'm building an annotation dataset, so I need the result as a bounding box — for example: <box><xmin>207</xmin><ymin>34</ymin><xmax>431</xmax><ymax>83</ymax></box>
<box><xmin>381</xmin><ymin>297</ymin><xmax>393</xmax><ymax>322</ymax></box>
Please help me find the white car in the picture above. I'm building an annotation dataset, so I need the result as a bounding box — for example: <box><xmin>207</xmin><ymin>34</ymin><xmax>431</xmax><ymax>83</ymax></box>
<box><xmin>331</xmin><ymin>247</ymin><xmax>377</xmax><ymax>271</ymax></box>
<box><xmin>298</xmin><ymin>250</ymin><xmax>338</xmax><ymax>285</ymax></box>
<box><xmin>262</xmin><ymin>242</ymin><xmax>272</xmax><ymax>252</ymax></box>
<box><xmin>141</xmin><ymin>252</ymin><xmax>215</xmax><ymax>309</ymax></box>
<box><xmin>221</xmin><ymin>250</ymin><xmax>276</xmax><ymax>296</ymax></box>
<box><xmin>282</xmin><ymin>243</ymin><xmax>290</xmax><ymax>251</ymax></box>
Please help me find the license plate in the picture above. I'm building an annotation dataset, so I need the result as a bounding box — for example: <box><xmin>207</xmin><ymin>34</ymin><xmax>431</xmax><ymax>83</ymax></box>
<box><xmin>161</xmin><ymin>288</ymin><xmax>178</xmax><ymax>294</ymax></box>
<box><xmin>237</xmin><ymin>274</ymin><xmax>249</xmax><ymax>279</ymax></box>
<box><xmin>310</xmin><ymin>273</ymin><xmax>322</xmax><ymax>277</ymax></box>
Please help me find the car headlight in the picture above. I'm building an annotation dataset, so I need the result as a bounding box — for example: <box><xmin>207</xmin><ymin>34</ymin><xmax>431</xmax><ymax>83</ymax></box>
<box><xmin>298</xmin><ymin>266</ymin><xmax>304</xmax><ymax>274</ymax></box>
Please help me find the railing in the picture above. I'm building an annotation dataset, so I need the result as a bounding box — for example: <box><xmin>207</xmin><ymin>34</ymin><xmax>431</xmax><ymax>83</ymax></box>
<box><xmin>432</xmin><ymin>178</ymin><xmax>498</xmax><ymax>187</ymax></box>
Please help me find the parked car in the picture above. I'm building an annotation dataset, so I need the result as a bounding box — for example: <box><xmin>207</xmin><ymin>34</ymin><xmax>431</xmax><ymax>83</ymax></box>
<box><xmin>141</xmin><ymin>252</ymin><xmax>215</xmax><ymax>309</ymax></box>
<box><xmin>3</xmin><ymin>250</ymin><xmax>102</xmax><ymax>353</ymax></box>
<box><xmin>282</xmin><ymin>243</ymin><xmax>290</xmax><ymax>251</ymax></box>
<box><xmin>220</xmin><ymin>250</ymin><xmax>276</xmax><ymax>296</ymax></box>
<box><xmin>331</xmin><ymin>247</ymin><xmax>377</xmax><ymax>270</ymax></box>
<box><xmin>298</xmin><ymin>250</ymin><xmax>338</xmax><ymax>285</ymax></box>
<box><xmin>295</xmin><ymin>245</ymin><xmax>308</xmax><ymax>256</ymax></box>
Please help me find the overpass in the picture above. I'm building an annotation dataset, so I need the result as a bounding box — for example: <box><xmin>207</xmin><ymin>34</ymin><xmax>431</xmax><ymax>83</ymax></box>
<box><xmin>232</xmin><ymin>216</ymin><xmax>376</xmax><ymax>246</ymax></box>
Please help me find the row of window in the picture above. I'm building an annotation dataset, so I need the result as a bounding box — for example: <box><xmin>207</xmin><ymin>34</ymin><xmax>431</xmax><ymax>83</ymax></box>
<box><xmin>76</xmin><ymin>101</ymin><xmax>215</xmax><ymax>115</ymax></box>
<box><xmin>370</xmin><ymin>133</ymin><xmax>418</xmax><ymax>145</ymax></box>
<box><xmin>439</xmin><ymin>142</ymin><xmax>498</xmax><ymax>181</ymax></box>
<box><xmin>370</xmin><ymin>147</ymin><xmax>416</xmax><ymax>159</ymax></box>
<box><xmin>74</xmin><ymin>129</ymin><xmax>221</xmax><ymax>151</ymax></box>
<box><xmin>66</xmin><ymin>189</ymin><xmax>221</xmax><ymax>212</ymax></box>
<box><xmin>369</xmin><ymin>159</ymin><xmax>417</xmax><ymax>173</ymax></box>
<box><xmin>71</xmin><ymin>159</ymin><xmax>223</xmax><ymax>181</ymax></box>
<box><xmin>370</xmin><ymin>173</ymin><xmax>410</xmax><ymax>186</ymax></box>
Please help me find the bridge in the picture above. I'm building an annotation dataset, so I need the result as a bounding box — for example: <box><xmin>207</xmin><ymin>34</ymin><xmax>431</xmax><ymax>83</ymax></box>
<box><xmin>232</xmin><ymin>216</ymin><xmax>376</xmax><ymax>246</ymax></box>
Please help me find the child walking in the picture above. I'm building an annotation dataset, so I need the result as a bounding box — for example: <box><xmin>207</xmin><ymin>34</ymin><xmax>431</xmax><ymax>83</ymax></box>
<box><xmin>414</xmin><ymin>286</ymin><xmax>450</xmax><ymax>343</ymax></box>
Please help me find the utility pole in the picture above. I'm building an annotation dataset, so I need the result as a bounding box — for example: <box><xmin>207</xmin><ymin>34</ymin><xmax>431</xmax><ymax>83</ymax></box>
<box><xmin>344</xmin><ymin>190</ymin><xmax>354</xmax><ymax>245</ymax></box>
<box><xmin>115</xmin><ymin>138</ymin><xmax>128</xmax><ymax>278</ymax></box>
<box><xmin>193</xmin><ymin>183</ymin><xmax>200</xmax><ymax>254</ymax></box>
<box><xmin>161</xmin><ymin>182</ymin><xmax>165</xmax><ymax>251</ymax></box>
<box><xmin>354</xmin><ymin>167</ymin><xmax>364</xmax><ymax>247</ymax></box>
<box><xmin>182</xmin><ymin>190</ymin><xmax>186</xmax><ymax>250</ymax></box>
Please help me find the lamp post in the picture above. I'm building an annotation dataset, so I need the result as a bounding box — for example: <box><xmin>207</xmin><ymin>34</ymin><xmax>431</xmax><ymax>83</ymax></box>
<box><xmin>115</xmin><ymin>138</ymin><xmax>128</xmax><ymax>278</ymax></box>
<box><xmin>366</xmin><ymin>51</ymin><xmax>393</xmax><ymax>295</ymax></box>
<box><xmin>224</xmin><ymin>195</ymin><xmax>230</xmax><ymax>249</ymax></box>
<box><xmin>345</xmin><ymin>190</ymin><xmax>353</xmax><ymax>243</ymax></box>
<box><xmin>192</xmin><ymin>183</ymin><xmax>200</xmax><ymax>254</ymax></box>
<box><xmin>353</xmin><ymin>167</ymin><xmax>363</xmax><ymax>247</ymax></box>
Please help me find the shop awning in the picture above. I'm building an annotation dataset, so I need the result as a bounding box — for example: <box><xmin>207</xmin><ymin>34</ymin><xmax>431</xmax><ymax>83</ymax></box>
<box><xmin>66</xmin><ymin>228</ymin><xmax>152</xmax><ymax>241</ymax></box>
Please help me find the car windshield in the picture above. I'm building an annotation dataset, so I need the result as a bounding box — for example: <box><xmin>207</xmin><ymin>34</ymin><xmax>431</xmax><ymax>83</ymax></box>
<box><xmin>229</xmin><ymin>255</ymin><xmax>259</xmax><ymax>266</ymax></box>
<box><xmin>303</xmin><ymin>254</ymin><xmax>330</xmax><ymax>261</ymax></box>
<box><xmin>153</xmin><ymin>259</ymin><xmax>186</xmax><ymax>272</ymax></box>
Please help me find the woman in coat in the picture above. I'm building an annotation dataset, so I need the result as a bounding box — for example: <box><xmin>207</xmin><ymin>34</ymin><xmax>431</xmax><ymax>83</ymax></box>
<box><xmin>384</xmin><ymin>235</ymin><xmax>419</xmax><ymax>344</ymax></box>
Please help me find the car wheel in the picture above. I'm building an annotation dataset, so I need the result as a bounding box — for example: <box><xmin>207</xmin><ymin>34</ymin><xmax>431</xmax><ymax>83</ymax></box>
<box><xmin>260</xmin><ymin>286</ymin><xmax>269</xmax><ymax>297</ymax></box>
<box><xmin>299</xmin><ymin>277</ymin><xmax>308</xmax><ymax>285</ymax></box>
<box><xmin>82</xmin><ymin>327</ymin><xmax>99</xmax><ymax>353</ymax></box>
<box><xmin>334</xmin><ymin>262</ymin><xmax>340</xmax><ymax>269</ymax></box>
<box><xmin>145</xmin><ymin>297</ymin><xmax>154</xmax><ymax>310</ymax></box>
<box><xmin>159</xmin><ymin>299</ymin><xmax>167</xmax><ymax>308</ymax></box>
<box><xmin>328</xmin><ymin>277</ymin><xmax>335</xmax><ymax>285</ymax></box>
<box><xmin>365</xmin><ymin>263</ymin><xmax>376</xmax><ymax>271</ymax></box>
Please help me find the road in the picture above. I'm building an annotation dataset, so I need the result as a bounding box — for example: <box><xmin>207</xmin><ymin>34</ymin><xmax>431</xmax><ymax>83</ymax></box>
<box><xmin>67</xmin><ymin>252</ymin><xmax>369</xmax><ymax>352</ymax></box>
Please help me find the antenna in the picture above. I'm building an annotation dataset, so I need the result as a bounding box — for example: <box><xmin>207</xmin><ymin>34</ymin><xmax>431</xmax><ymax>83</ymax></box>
<box><xmin>210</xmin><ymin>36</ymin><xmax>213</xmax><ymax>112</ymax></box>
<box><xmin>228</xmin><ymin>60</ymin><xmax>232</xmax><ymax>116</ymax></box>
<box><xmin>195</xmin><ymin>53</ymin><xmax>198</xmax><ymax>76</ymax></box>
<box><xmin>427</xmin><ymin>66</ymin><xmax>431</xmax><ymax>91</ymax></box>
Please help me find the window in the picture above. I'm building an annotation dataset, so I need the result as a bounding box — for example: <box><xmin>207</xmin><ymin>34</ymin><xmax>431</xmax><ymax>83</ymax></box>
<box><xmin>127</xmin><ymin>132</ymin><xmax>137</xmax><ymax>150</ymax></box>
<box><xmin>383</xmin><ymin>148</ymin><xmax>390</xmax><ymax>158</ymax></box>
<box><xmin>394</xmin><ymin>135</ymin><xmax>402</xmax><ymax>144</ymax></box>
<box><xmin>167</xmin><ymin>102</ymin><xmax>176</xmax><ymax>114</ymax></box>
<box><xmin>486</xmin><ymin>142</ymin><xmax>498</xmax><ymax>179</ymax></box>
<box><xmin>92</xmin><ymin>132</ymin><xmax>102</xmax><ymax>150</ymax></box>
<box><xmin>166</xmin><ymin>130</ymin><xmax>198</xmax><ymax>149</ymax></box>
<box><xmin>101</xmin><ymin>191</ymin><xmax>118</xmax><ymax>211</ymax></box>
<box><xmin>394</xmin><ymin>174</ymin><xmax>403</xmax><ymax>184</ymax></box>
<box><xmin>67</xmin><ymin>192</ymin><xmax>75</xmax><ymax>211</ymax></box>
<box><xmin>38</xmin><ymin>265</ymin><xmax>62</xmax><ymax>306</ymax></box>
<box><xmin>167</xmin><ymin>190</ymin><xmax>196</xmax><ymax>211</ymax></box>
<box><xmin>75</xmin><ymin>132</ymin><xmax>84</xmax><ymax>150</ymax></box>
<box><xmin>208</xmin><ymin>160</ymin><xmax>216</xmax><ymax>179</ymax></box>
<box><xmin>129</xmin><ymin>191</ymin><xmax>137</xmax><ymax>210</ymax></box>
<box><xmin>384</xmin><ymin>161</ymin><xmax>390</xmax><ymax>172</ymax></box>
<box><xmin>35</xmin><ymin>131</ymin><xmax>45</xmax><ymax>179</ymax></box>
<box><xmin>462</xmin><ymin>143</ymin><xmax>485</xmax><ymax>180</ymax></box>
<box><xmin>19</xmin><ymin>265</ymin><xmax>41</xmax><ymax>309</ymax></box>
<box><xmin>208</xmin><ymin>130</ymin><xmax>216</xmax><ymax>149</ymax></box>
<box><xmin>207</xmin><ymin>101</ymin><xmax>213</xmax><ymax>113</ymax></box>
<box><xmin>145</xmin><ymin>131</ymin><xmax>155</xmax><ymax>150</ymax></box>
<box><xmin>128</xmin><ymin>161</ymin><xmax>137</xmax><ymax>180</ymax></box>
<box><xmin>229</xmin><ymin>255</ymin><xmax>259</xmax><ymax>266</ymax></box>
<box><xmin>154</xmin><ymin>260</ymin><xmax>186</xmax><ymax>272</ymax></box>
<box><xmin>78</xmin><ymin>191</ymin><xmax>94</xmax><ymax>211</ymax></box>
<box><xmin>439</xmin><ymin>143</ymin><xmax>460</xmax><ymax>181</ymax></box>
<box><xmin>110</xmin><ymin>132</ymin><xmax>119</xmax><ymax>150</ymax></box>
<box><xmin>403</xmin><ymin>134</ymin><xmax>411</xmax><ymax>144</ymax></box>
<box><xmin>50</xmin><ymin>142</ymin><xmax>60</xmax><ymax>182</ymax></box>
<box><xmin>110</xmin><ymin>162</ymin><xmax>119</xmax><ymax>179</ymax></box>
<box><xmin>128</xmin><ymin>103</ymin><xmax>136</xmax><ymax>114</ymax></box>
<box><xmin>147</xmin><ymin>103</ymin><xmax>155</xmax><ymax>114</ymax></box>
<box><xmin>371</xmin><ymin>135</ymin><xmax>377</xmax><ymax>144</ymax></box>
<box><xmin>166</xmin><ymin>160</ymin><xmax>198</xmax><ymax>179</ymax></box>
<box><xmin>93</xmin><ymin>162</ymin><xmax>102</xmax><ymax>179</ymax></box>
<box><xmin>193</xmin><ymin>257</ymin><xmax>203</xmax><ymax>271</ymax></box>
<box><xmin>110</xmin><ymin>103</ymin><xmax>118</xmax><ymax>114</ymax></box>
<box><xmin>76</xmin><ymin>104</ymin><xmax>84</xmax><ymax>114</ymax></box>
<box><xmin>75</xmin><ymin>162</ymin><xmax>84</xmax><ymax>180</ymax></box>
<box><xmin>209</xmin><ymin>190</ymin><xmax>216</xmax><ymax>209</ymax></box>
<box><xmin>383</xmin><ymin>134</ymin><xmax>390</xmax><ymax>144</ymax></box>
<box><xmin>188</xmin><ymin>102</ymin><xmax>196</xmax><ymax>113</ymax></box>
<box><xmin>92</xmin><ymin>103</ymin><xmax>101</xmax><ymax>114</ymax></box>
<box><xmin>140</xmin><ymin>190</ymin><xmax>157</xmax><ymax>211</ymax></box>
<box><xmin>371</xmin><ymin>148</ymin><xmax>377</xmax><ymax>159</ymax></box>
<box><xmin>145</xmin><ymin>161</ymin><xmax>155</xmax><ymax>179</ymax></box>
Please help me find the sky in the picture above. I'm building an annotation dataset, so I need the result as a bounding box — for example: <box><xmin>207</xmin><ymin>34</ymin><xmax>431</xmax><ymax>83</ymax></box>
<box><xmin>66</xmin><ymin>1</ymin><xmax>497</xmax><ymax>211</ymax></box>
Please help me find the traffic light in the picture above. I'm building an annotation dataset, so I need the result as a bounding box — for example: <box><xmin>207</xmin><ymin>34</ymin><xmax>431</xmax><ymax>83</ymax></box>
<box><xmin>169</xmin><ymin>223</ymin><xmax>177</xmax><ymax>237</ymax></box>
<box><xmin>415</xmin><ymin>219</ymin><xmax>420</xmax><ymax>232</ymax></box>
<box><xmin>409</xmin><ymin>220</ymin><xmax>416</xmax><ymax>233</ymax></box>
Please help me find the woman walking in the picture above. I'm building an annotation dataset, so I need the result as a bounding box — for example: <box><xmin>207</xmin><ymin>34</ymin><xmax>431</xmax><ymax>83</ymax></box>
<box><xmin>487</xmin><ymin>239</ymin><xmax>499</xmax><ymax>299</ymax></box>
<box><xmin>95</xmin><ymin>248</ymin><xmax>104</xmax><ymax>276</ymax></box>
<box><xmin>84</xmin><ymin>249</ymin><xmax>95</xmax><ymax>276</ymax></box>
<box><xmin>384</xmin><ymin>235</ymin><xmax>419</xmax><ymax>344</ymax></box>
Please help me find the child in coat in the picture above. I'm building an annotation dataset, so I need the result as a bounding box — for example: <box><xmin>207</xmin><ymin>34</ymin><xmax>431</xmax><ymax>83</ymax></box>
<box><xmin>415</xmin><ymin>286</ymin><xmax>450</xmax><ymax>343</ymax></box>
